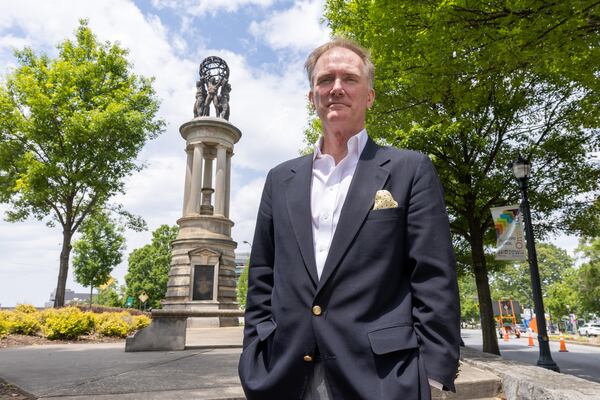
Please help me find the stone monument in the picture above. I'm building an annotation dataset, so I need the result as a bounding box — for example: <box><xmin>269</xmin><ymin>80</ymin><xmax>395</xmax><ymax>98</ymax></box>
<box><xmin>126</xmin><ymin>57</ymin><xmax>242</xmax><ymax>352</ymax></box>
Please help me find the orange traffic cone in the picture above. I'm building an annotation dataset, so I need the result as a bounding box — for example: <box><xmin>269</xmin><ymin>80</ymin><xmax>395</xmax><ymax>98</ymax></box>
<box><xmin>503</xmin><ymin>329</ymin><xmax>509</xmax><ymax>342</ymax></box>
<box><xmin>528</xmin><ymin>331</ymin><xmax>534</xmax><ymax>347</ymax></box>
<box><xmin>559</xmin><ymin>334</ymin><xmax>568</xmax><ymax>352</ymax></box>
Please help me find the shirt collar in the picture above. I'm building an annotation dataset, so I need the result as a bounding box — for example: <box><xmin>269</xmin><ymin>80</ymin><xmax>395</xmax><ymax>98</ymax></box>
<box><xmin>312</xmin><ymin>128</ymin><xmax>368</xmax><ymax>162</ymax></box>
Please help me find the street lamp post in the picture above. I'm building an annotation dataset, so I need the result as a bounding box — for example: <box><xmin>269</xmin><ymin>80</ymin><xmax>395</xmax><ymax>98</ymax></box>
<box><xmin>511</xmin><ymin>155</ymin><xmax>560</xmax><ymax>372</ymax></box>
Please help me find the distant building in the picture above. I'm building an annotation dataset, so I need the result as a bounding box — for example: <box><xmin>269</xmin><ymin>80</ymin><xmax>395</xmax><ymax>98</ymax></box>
<box><xmin>235</xmin><ymin>251</ymin><xmax>250</xmax><ymax>278</ymax></box>
<box><xmin>45</xmin><ymin>289</ymin><xmax>91</xmax><ymax>307</ymax></box>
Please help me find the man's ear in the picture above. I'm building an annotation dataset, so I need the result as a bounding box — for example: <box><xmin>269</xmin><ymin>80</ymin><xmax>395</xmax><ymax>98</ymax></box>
<box><xmin>308</xmin><ymin>90</ymin><xmax>315</xmax><ymax>109</ymax></box>
<box><xmin>367</xmin><ymin>88</ymin><xmax>375</xmax><ymax>109</ymax></box>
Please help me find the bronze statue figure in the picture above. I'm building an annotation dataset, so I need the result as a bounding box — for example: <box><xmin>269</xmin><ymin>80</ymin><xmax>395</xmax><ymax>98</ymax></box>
<box><xmin>193</xmin><ymin>77</ymin><xmax>207</xmax><ymax>118</ymax></box>
<box><xmin>194</xmin><ymin>56</ymin><xmax>231</xmax><ymax>120</ymax></box>
<box><xmin>218</xmin><ymin>78</ymin><xmax>231</xmax><ymax>120</ymax></box>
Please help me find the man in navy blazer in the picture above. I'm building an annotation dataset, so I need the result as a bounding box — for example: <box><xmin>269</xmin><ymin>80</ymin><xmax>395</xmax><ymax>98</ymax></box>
<box><xmin>239</xmin><ymin>37</ymin><xmax>460</xmax><ymax>399</ymax></box>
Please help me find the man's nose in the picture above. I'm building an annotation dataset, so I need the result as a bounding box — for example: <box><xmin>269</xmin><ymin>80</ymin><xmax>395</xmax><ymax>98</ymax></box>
<box><xmin>331</xmin><ymin>78</ymin><xmax>344</xmax><ymax>96</ymax></box>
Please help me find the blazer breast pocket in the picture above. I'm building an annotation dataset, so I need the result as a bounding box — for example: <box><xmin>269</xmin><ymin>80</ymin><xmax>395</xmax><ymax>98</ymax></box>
<box><xmin>365</xmin><ymin>206</ymin><xmax>404</xmax><ymax>222</ymax></box>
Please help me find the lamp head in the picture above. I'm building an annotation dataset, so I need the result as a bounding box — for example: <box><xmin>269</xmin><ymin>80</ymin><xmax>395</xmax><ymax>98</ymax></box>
<box><xmin>511</xmin><ymin>154</ymin><xmax>531</xmax><ymax>180</ymax></box>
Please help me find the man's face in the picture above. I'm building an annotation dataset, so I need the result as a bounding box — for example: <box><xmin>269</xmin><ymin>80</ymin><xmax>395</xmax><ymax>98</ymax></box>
<box><xmin>308</xmin><ymin>47</ymin><xmax>375</xmax><ymax>136</ymax></box>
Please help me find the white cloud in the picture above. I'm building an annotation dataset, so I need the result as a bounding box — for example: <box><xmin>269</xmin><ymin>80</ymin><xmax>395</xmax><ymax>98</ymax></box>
<box><xmin>0</xmin><ymin>34</ymin><xmax>29</xmax><ymax>50</ymax></box>
<box><xmin>230</xmin><ymin>176</ymin><xmax>267</xmax><ymax>252</ymax></box>
<box><xmin>249</xmin><ymin>0</ymin><xmax>329</xmax><ymax>51</ymax></box>
<box><xmin>151</xmin><ymin>0</ymin><xmax>275</xmax><ymax>16</ymax></box>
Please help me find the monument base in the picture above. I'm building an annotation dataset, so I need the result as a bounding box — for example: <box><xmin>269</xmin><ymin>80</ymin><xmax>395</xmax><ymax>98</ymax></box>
<box><xmin>124</xmin><ymin>309</ymin><xmax>243</xmax><ymax>352</ymax></box>
<box><xmin>125</xmin><ymin>316</ymin><xmax>187</xmax><ymax>352</ymax></box>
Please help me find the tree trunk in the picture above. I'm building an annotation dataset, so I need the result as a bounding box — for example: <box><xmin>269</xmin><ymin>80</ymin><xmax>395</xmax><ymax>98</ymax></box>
<box><xmin>53</xmin><ymin>227</ymin><xmax>73</xmax><ymax>308</ymax></box>
<box><xmin>89</xmin><ymin>285</ymin><xmax>93</xmax><ymax>309</ymax></box>
<box><xmin>469</xmin><ymin>218</ymin><xmax>500</xmax><ymax>355</ymax></box>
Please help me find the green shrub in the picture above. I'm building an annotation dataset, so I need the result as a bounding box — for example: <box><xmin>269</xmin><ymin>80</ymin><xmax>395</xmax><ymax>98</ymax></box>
<box><xmin>130</xmin><ymin>315</ymin><xmax>151</xmax><ymax>332</ymax></box>
<box><xmin>0</xmin><ymin>311</ymin><xmax>12</xmax><ymax>338</ymax></box>
<box><xmin>9</xmin><ymin>311</ymin><xmax>41</xmax><ymax>335</ymax></box>
<box><xmin>94</xmin><ymin>312</ymin><xmax>129</xmax><ymax>337</ymax></box>
<box><xmin>42</xmin><ymin>307</ymin><xmax>94</xmax><ymax>339</ymax></box>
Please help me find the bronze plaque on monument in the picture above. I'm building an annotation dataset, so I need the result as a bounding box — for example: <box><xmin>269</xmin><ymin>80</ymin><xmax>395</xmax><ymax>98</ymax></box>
<box><xmin>192</xmin><ymin>265</ymin><xmax>214</xmax><ymax>300</ymax></box>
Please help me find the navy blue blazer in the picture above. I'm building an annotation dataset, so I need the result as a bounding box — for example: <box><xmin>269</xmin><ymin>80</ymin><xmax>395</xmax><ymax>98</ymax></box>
<box><xmin>239</xmin><ymin>138</ymin><xmax>460</xmax><ymax>399</ymax></box>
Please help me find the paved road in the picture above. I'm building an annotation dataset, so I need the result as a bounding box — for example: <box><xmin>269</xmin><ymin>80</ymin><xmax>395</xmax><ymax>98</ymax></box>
<box><xmin>462</xmin><ymin>328</ymin><xmax>600</xmax><ymax>384</ymax></box>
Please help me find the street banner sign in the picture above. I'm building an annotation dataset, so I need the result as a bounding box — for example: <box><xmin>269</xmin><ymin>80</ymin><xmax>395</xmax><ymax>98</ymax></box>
<box><xmin>491</xmin><ymin>205</ymin><xmax>527</xmax><ymax>261</ymax></box>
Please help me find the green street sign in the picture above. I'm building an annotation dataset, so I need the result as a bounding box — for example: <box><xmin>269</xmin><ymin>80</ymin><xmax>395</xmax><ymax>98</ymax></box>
<box><xmin>125</xmin><ymin>296</ymin><xmax>134</xmax><ymax>307</ymax></box>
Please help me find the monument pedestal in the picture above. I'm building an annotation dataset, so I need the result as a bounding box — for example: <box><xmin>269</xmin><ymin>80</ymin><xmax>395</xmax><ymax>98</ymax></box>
<box><xmin>125</xmin><ymin>115</ymin><xmax>243</xmax><ymax>352</ymax></box>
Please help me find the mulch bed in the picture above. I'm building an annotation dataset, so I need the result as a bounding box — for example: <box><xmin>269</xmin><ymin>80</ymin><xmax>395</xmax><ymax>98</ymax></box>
<box><xmin>0</xmin><ymin>334</ymin><xmax>124</xmax><ymax>349</ymax></box>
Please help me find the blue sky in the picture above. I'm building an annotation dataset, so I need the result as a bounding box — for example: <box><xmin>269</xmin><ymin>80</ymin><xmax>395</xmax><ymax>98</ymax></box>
<box><xmin>0</xmin><ymin>0</ymin><xmax>330</xmax><ymax>306</ymax></box>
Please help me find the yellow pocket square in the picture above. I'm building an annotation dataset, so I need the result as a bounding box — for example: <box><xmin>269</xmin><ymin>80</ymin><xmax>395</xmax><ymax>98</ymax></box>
<box><xmin>373</xmin><ymin>190</ymin><xmax>398</xmax><ymax>210</ymax></box>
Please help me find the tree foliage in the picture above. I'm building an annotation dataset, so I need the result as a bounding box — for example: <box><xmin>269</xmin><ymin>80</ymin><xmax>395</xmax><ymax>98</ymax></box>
<box><xmin>96</xmin><ymin>277</ymin><xmax>124</xmax><ymax>308</ymax></box>
<box><xmin>490</xmin><ymin>243</ymin><xmax>575</xmax><ymax>306</ymax></box>
<box><xmin>0</xmin><ymin>20</ymin><xmax>164</xmax><ymax>307</ymax></box>
<box><xmin>236</xmin><ymin>261</ymin><xmax>249</xmax><ymax>310</ymax></box>
<box><xmin>324</xmin><ymin>0</ymin><xmax>600</xmax><ymax>354</ymax></box>
<box><xmin>490</xmin><ymin>242</ymin><xmax>579</xmax><ymax>325</ymax></box>
<box><xmin>72</xmin><ymin>212</ymin><xmax>125</xmax><ymax>307</ymax></box>
<box><xmin>125</xmin><ymin>225</ymin><xmax>178</xmax><ymax>309</ymax></box>
<box><xmin>458</xmin><ymin>272</ymin><xmax>480</xmax><ymax>326</ymax></box>
<box><xmin>576</xmin><ymin>236</ymin><xmax>600</xmax><ymax>315</ymax></box>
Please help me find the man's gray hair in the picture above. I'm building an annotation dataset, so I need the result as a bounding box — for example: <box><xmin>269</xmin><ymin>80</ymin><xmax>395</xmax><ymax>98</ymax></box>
<box><xmin>304</xmin><ymin>37</ymin><xmax>375</xmax><ymax>89</ymax></box>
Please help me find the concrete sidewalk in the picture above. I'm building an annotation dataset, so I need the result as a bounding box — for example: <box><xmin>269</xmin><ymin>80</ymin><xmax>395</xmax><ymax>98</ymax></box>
<box><xmin>0</xmin><ymin>327</ymin><xmax>503</xmax><ymax>399</ymax></box>
<box><xmin>0</xmin><ymin>328</ymin><xmax>245</xmax><ymax>400</ymax></box>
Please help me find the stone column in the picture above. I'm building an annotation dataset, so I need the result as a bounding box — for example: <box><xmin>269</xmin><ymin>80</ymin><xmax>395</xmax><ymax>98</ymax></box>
<box><xmin>225</xmin><ymin>151</ymin><xmax>232</xmax><ymax>218</ymax></box>
<box><xmin>215</xmin><ymin>144</ymin><xmax>227</xmax><ymax>216</ymax></box>
<box><xmin>201</xmin><ymin>150</ymin><xmax>214</xmax><ymax>214</ymax></box>
<box><xmin>187</xmin><ymin>143</ymin><xmax>204</xmax><ymax>215</ymax></box>
<box><xmin>182</xmin><ymin>148</ymin><xmax>193</xmax><ymax>216</ymax></box>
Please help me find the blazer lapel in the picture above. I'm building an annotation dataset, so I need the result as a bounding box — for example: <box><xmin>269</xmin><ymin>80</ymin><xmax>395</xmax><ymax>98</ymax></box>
<box><xmin>317</xmin><ymin>138</ymin><xmax>390</xmax><ymax>292</ymax></box>
<box><xmin>284</xmin><ymin>155</ymin><xmax>319</xmax><ymax>285</ymax></box>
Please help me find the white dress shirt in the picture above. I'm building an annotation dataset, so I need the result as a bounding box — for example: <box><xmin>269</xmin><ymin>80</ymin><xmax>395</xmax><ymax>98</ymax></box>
<box><xmin>311</xmin><ymin>129</ymin><xmax>367</xmax><ymax>279</ymax></box>
<box><xmin>309</xmin><ymin>129</ymin><xmax>444</xmax><ymax>391</ymax></box>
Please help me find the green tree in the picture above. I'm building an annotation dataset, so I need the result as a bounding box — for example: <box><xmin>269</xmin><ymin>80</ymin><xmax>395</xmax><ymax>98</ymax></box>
<box><xmin>236</xmin><ymin>261</ymin><xmax>249</xmax><ymax>310</ymax></box>
<box><xmin>490</xmin><ymin>243</ymin><xmax>575</xmax><ymax>309</ymax></box>
<box><xmin>324</xmin><ymin>0</ymin><xmax>600</xmax><ymax>354</ymax></box>
<box><xmin>96</xmin><ymin>277</ymin><xmax>124</xmax><ymax>308</ymax></box>
<box><xmin>0</xmin><ymin>20</ymin><xmax>164</xmax><ymax>307</ymax></box>
<box><xmin>458</xmin><ymin>273</ymin><xmax>480</xmax><ymax>327</ymax></box>
<box><xmin>125</xmin><ymin>225</ymin><xmax>178</xmax><ymax>309</ymax></box>
<box><xmin>72</xmin><ymin>212</ymin><xmax>125</xmax><ymax>308</ymax></box>
<box><xmin>545</xmin><ymin>274</ymin><xmax>579</xmax><ymax>322</ymax></box>
<box><xmin>576</xmin><ymin>236</ymin><xmax>600</xmax><ymax>315</ymax></box>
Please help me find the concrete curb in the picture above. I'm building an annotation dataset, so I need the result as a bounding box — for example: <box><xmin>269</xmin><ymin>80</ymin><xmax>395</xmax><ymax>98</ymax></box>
<box><xmin>548</xmin><ymin>338</ymin><xmax>600</xmax><ymax>348</ymax></box>
<box><xmin>461</xmin><ymin>346</ymin><xmax>600</xmax><ymax>400</ymax></box>
<box><xmin>185</xmin><ymin>344</ymin><xmax>243</xmax><ymax>350</ymax></box>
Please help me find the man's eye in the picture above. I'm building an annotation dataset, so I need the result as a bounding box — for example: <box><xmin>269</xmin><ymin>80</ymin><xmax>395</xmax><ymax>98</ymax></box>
<box><xmin>318</xmin><ymin>78</ymin><xmax>332</xmax><ymax>84</ymax></box>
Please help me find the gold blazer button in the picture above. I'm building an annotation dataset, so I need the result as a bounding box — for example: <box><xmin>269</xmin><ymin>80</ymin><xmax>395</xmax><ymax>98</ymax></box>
<box><xmin>312</xmin><ymin>305</ymin><xmax>322</xmax><ymax>316</ymax></box>
<box><xmin>303</xmin><ymin>355</ymin><xmax>314</xmax><ymax>362</ymax></box>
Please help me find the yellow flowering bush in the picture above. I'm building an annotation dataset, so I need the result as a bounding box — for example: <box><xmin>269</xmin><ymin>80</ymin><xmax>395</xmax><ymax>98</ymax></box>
<box><xmin>130</xmin><ymin>315</ymin><xmax>151</xmax><ymax>332</ymax></box>
<box><xmin>14</xmin><ymin>304</ymin><xmax>38</xmax><ymax>313</ymax></box>
<box><xmin>94</xmin><ymin>312</ymin><xmax>129</xmax><ymax>337</ymax></box>
<box><xmin>8</xmin><ymin>304</ymin><xmax>41</xmax><ymax>335</ymax></box>
<box><xmin>42</xmin><ymin>307</ymin><xmax>94</xmax><ymax>339</ymax></box>
<box><xmin>0</xmin><ymin>305</ymin><xmax>150</xmax><ymax>341</ymax></box>
<box><xmin>0</xmin><ymin>311</ymin><xmax>12</xmax><ymax>338</ymax></box>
